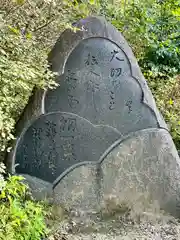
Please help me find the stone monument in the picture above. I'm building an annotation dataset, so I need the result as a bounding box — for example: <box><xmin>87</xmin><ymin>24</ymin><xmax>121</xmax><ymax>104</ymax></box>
<box><xmin>6</xmin><ymin>16</ymin><xmax>180</xmax><ymax>218</ymax></box>
<box><xmin>14</xmin><ymin>112</ymin><xmax>120</xmax><ymax>183</ymax></box>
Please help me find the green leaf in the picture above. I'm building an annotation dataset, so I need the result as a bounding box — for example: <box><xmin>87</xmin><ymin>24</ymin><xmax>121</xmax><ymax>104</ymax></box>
<box><xmin>26</xmin><ymin>32</ymin><xmax>32</xmax><ymax>39</ymax></box>
<box><xmin>89</xmin><ymin>0</ymin><xmax>95</xmax><ymax>5</ymax></box>
<box><xmin>12</xmin><ymin>0</ymin><xmax>25</xmax><ymax>5</ymax></box>
<box><xmin>169</xmin><ymin>98</ymin><xmax>174</xmax><ymax>105</ymax></box>
<box><xmin>7</xmin><ymin>26</ymin><xmax>20</xmax><ymax>35</ymax></box>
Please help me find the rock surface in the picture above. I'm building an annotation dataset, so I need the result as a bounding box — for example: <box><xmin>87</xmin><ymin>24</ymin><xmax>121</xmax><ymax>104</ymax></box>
<box><xmin>53</xmin><ymin>128</ymin><xmax>180</xmax><ymax>218</ymax></box>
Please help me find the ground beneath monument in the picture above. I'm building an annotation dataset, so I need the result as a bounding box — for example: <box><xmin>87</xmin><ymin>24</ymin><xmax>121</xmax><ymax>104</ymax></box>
<box><xmin>47</xmin><ymin>208</ymin><xmax>180</xmax><ymax>240</ymax></box>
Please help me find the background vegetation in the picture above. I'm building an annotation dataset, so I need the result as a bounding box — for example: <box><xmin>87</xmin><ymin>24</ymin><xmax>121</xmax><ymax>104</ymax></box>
<box><xmin>0</xmin><ymin>0</ymin><xmax>179</xmax><ymax>238</ymax></box>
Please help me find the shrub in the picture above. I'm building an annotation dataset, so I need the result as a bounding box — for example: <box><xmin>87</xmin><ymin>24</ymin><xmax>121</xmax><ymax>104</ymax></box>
<box><xmin>0</xmin><ymin>163</ymin><xmax>48</xmax><ymax>240</ymax></box>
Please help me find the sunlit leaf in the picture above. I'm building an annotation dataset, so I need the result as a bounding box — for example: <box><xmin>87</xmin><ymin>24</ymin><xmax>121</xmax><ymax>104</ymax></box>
<box><xmin>89</xmin><ymin>0</ymin><xmax>95</xmax><ymax>5</ymax></box>
<box><xmin>12</xmin><ymin>0</ymin><xmax>25</xmax><ymax>5</ymax></box>
<box><xmin>26</xmin><ymin>32</ymin><xmax>32</xmax><ymax>39</ymax></box>
<box><xmin>7</xmin><ymin>26</ymin><xmax>20</xmax><ymax>35</ymax></box>
<box><xmin>169</xmin><ymin>98</ymin><xmax>174</xmax><ymax>105</ymax></box>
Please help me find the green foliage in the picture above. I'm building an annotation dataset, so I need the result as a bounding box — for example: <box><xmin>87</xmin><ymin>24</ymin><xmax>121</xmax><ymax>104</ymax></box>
<box><xmin>0</xmin><ymin>164</ymin><xmax>48</xmax><ymax>240</ymax></box>
<box><xmin>141</xmin><ymin>0</ymin><xmax>180</xmax><ymax>78</ymax></box>
<box><xmin>146</xmin><ymin>75</ymin><xmax>180</xmax><ymax>149</ymax></box>
<box><xmin>0</xmin><ymin>20</ymin><xmax>56</xmax><ymax>152</ymax></box>
<box><xmin>142</xmin><ymin>39</ymin><xmax>180</xmax><ymax>78</ymax></box>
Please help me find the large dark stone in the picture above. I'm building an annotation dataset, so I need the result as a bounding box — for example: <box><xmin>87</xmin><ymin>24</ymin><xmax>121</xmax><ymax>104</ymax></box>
<box><xmin>13</xmin><ymin>112</ymin><xmax>121</xmax><ymax>183</ymax></box>
<box><xmin>7</xmin><ymin>16</ymin><xmax>167</xmax><ymax>172</ymax></box>
<box><xmin>6</xmin><ymin>17</ymin><xmax>180</xmax><ymax>214</ymax></box>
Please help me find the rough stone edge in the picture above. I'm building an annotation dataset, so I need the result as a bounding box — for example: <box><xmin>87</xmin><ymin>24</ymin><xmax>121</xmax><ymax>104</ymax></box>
<box><xmin>5</xmin><ymin>87</ymin><xmax>45</xmax><ymax>171</ymax></box>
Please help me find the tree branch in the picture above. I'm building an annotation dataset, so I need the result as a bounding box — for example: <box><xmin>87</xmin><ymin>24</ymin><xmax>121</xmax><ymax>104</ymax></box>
<box><xmin>33</xmin><ymin>18</ymin><xmax>55</xmax><ymax>32</ymax></box>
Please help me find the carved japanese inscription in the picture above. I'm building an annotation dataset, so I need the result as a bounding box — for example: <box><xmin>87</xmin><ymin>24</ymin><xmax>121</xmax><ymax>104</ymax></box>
<box><xmin>14</xmin><ymin>112</ymin><xmax>121</xmax><ymax>183</ymax></box>
<box><xmin>45</xmin><ymin>37</ymin><xmax>158</xmax><ymax>135</ymax></box>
